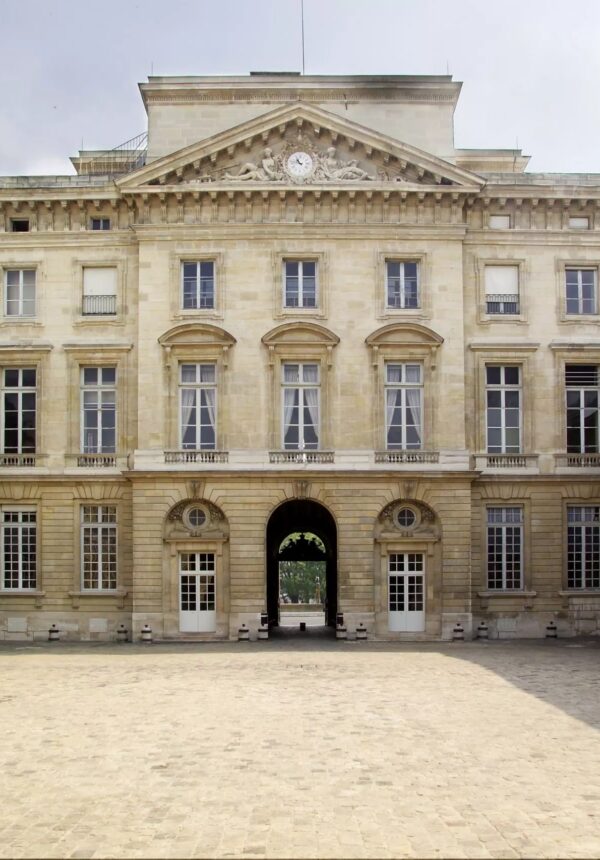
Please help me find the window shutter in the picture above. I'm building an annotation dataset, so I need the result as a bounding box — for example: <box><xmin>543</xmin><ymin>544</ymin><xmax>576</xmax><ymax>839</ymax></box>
<box><xmin>484</xmin><ymin>265</ymin><xmax>519</xmax><ymax>295</ymax></box>
<box><xmin>83</xmin><ymin>267</ymin><xmax>117</xmax><ymax>296</ymax></box>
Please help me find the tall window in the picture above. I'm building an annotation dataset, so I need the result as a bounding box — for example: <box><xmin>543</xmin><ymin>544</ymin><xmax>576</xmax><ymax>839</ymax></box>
<box><xmin>385</xmin><ymin>363</ymin><xmax>422</xmax><ymax>450</ymax></box>
<box><xmin>566</xmin><ymin>365</ymin><xmax>599</xmax><ymax>453</ymax></box>
<box><xmin>566</xmin><ymin>268</ymin><xmax>597</xmax><ymax>315</ymax></box>
<box><xmin>81</xmin><ymin>367</ymin><xmax>116</xmax><ymax>454</ymax></box>
<box><xmin>567</xmin><ymin>506</ymin><xmax>600</xmax><ymax>589</ymax></box>
<box><xmin>484</xmin><ymin>265</ymin><xmax>519</xmax><ymax>314</ymax></box>
<box><xmin>486</xmin><ymin>366</ymin><xmax>521</xmax><ymax>453</ymax></box>
<box><xmin>81</xmin><ymin>506</ymin><xmax>117</xmax><ymax>590</ymax></box>
<box><xmin>5</xmin><ymin>269</ymin><xmax>35</xmax><ymax>317</ymax></box>
<box><xmin>82</xmin><ymin>267</ymin><xmax>117</xmax><ymax>316</ymax></box>
<box><xmin>181</xmin><ymin>261</ymin><xmax>215</xmax><ymax>310</ymax></box>
<box><xmin>2</xmin><ymin>368</ymin><xmax>36</xmax><ymax>455</ymax></box>
<box><xmin>1</xmin><ymin>510</ymin><xmax>36</xmax><ymax>590</ymax></box>
<box><xmin>284</xmin><ymin>261</ymin><xmax>317</xmax><ymax>308</ymax></box>
<box><xmin>386</xmin><ymin>261</ymin><xmax>419</xmax><ymax>309</ymax></box>
<box><xmin>282</xmin><ymin>363</ymin><xmax>319</xmax><ymax>450</ymax></box>
<box><xmin>487</xmin><ymin>507</ymin><xmax>523</xmax><ymax>590</ymax></box>
<box><xmin>179</xmin><ymin>363</ymin><xmax>216</xmax><ymax>450</ymax></box>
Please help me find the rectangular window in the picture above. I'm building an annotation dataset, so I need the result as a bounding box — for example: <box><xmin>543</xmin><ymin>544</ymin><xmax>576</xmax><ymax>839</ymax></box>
<box><xmin>486</xmin><ymin>366</ymin><xmax>521</xmax><ymax>453</ymax></box>
<box><xmin>282</xmin><ymin>363</ymin><xmax>320</xmax><ymax>450</ymax></box>
<box><xmin>566</xmin><ymin>365</ymin><xmax>599</xmax><ymax>453</ymax></box>
<box><xmin>82</xmin><ymin>267</ymin><xmax>117</xmax><ymax>315</ymax></box>
<box><xmin>90</xmin><ymin>218</ymin><xmax>111</xmax><ymax>231</ymax></box>
<box><xmin>2</xmin><ymin>368</ymin><xmax>36</xmax><ymax>455</ymax></box>
<box><xmin>181</xmin><ymin>261</ymin><xmax>215</xmax><ymax>310</ymax></box>
<box><xmin>81</xmin><ymin>367</ymin><xmax>116</xmax><ymax>454</ymax></box>
<box><xmin>5</xmin><ymin>269</ymin><xmax>36</xmax><ymax>317</ymax></box>
<box><xmin>386</xmin><ymin>261</ymin><xmax>419</xmax><ymax>309</ymax></box>
<box><xmin>567</xmin><ymin>506</ymin><xmax>600</xmax><ymax>589</ymax></box>
<box><xmin>385</xmin><ymin>363</ymin><xmax>422</xmax><ymax>450</ymax></box>
<box><xmin>489</xmin><ymin>215</ymin><xmax>511</xmax><ymax>229</ymax></box>
<box><xmin>1</xmin><ymin>510</ymin><xmax>36</xmax><ymax>590</ymax></box>
<box><xmin>179</xmin><ymin>363</ymin><xmax>216</xmax><ymax>450</ymax></box>
<box><xmin>81</xmin><ymin>505</ymin><xmax>117</xmax><ymax>590</ymax></box>
<box><xmin>569</xmin><ymin>217</ymin><xmax>589</xmax><ymax>230</ymax></box>
<box><xmin>484</xmin><ymin>265</ymin><xmax>519</xmax><ymax>314</ymax></box>
<box><xmin>487</xmin><ymin>507</ymin><xmax>523</xmax><ymax>590</ymax></box>
<box><xmin>566</xmin><ymin>268</ymin><xmax>597</xmax><ymax>315</ymax></box>
<box><xmin>283</xmin><ymin>260</ymin><xmax>317</xmax><ymax>308</ymax></box>
<box><xmin>10</xmin><ymin>220</ymin><xmax>29</xmax><ymax>233</ymax></box>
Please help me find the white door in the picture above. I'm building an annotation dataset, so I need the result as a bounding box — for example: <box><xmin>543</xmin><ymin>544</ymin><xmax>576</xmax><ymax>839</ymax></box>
<box><xmin>179</xmin><ymin>552</ymin><xmax>216</xmax><ymax>633</ymax></box>
<box><xmin>388</xmin><ymin>553</ymin><xmax>425</xmax><ymax>632</ymax></box>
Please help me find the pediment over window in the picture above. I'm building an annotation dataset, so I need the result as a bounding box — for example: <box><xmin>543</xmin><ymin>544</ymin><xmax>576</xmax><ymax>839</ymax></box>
<box><xmin>158</xmin><ymin>322</ymin><xmax>236</xmax><ymax>349</ymax></box>
<box><xmin>366</xmin><ymin>322</ymin><xmax>444</xmax><ymax>349</ymax></box>
<box><xmin>262</xmin><ymin>321</ymin><xmax>340</xmax><ymax>349</ymax></box>
<box><xmin>118</xmin><ymin>102</ymin><xmax>483</xmax><ymax>192</ymax></box>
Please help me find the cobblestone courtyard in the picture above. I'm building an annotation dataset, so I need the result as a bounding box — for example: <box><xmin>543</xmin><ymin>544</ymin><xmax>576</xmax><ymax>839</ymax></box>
<box><xmin>1</xmin><ymin>638</ymin><xmax>599</xmax><ymax>859</ymax></box>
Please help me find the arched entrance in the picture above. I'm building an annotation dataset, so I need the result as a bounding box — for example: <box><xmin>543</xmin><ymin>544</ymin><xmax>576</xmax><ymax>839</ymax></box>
<box><xmin>266</xmin><ymin>499</ymin><xmax>337</xmax><ymax>627</ymax></box>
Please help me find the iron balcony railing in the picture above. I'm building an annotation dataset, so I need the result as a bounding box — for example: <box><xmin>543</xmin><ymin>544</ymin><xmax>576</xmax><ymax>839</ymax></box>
<box><xmin>486</xmin><ymin>294</ymin><xmax>520</xmax><ymax>314</ymax></box>
<box><xmin>82</xmin><ymin>295</ymin><xmax>117</xmax><ymax>315</ymax></box>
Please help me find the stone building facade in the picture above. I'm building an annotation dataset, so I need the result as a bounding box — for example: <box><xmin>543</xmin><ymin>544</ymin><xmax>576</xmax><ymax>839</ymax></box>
<box><xmin>1</xmin><ymin>73</ymin><xmax>599</xmax><ymax>641</ymax></box>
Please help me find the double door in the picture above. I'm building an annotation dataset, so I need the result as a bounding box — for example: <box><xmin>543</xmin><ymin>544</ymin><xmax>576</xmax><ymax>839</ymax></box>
<box><xmin>179</xmin><ymin>552</ymin><xmax>216</xmax><ymax>632</ymax></box>
<box><xmin>388</xmin><ymin>552</ymin><xmax>425</xmax><ymax>632</ymax></box>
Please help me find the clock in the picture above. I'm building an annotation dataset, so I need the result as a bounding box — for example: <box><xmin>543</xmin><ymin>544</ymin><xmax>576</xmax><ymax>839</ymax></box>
<box><xmin>286</xmin><ymin>151</ymin><xmax>314</xmax><ymax>178</ymax></box>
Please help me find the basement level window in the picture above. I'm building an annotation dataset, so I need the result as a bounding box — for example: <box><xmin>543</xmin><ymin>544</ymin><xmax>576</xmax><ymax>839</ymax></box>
<box><xmin>91</xmin><ymin>218</ymin><xmax>111</xmax><ymax>231</ymax></box>
<box><xmin>10</xmin><ymin>220</ymin><xmax>30</xmax><ymax>233</ymax></box>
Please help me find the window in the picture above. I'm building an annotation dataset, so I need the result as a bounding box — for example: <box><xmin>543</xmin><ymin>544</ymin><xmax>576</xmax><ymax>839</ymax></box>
<box><xmin>489</xmin><ymin>214</ymin><xmax>511</xmax><ymax>229</ymax></box>
<box><xmin>282</xmin><ymin>363</ymin><xmax>320</xmax><ymax>450</ymax></box>
<box><xmin>10</xmin><ymin>220</ymin><xmax>29</xmax><ymax>233</ymax></box>
<box><xmin>284</xmin><ymin>260</ymin><xmax>317</xmax><ymax>308</ymax></box>
<box><xmin>1</xmin><ymin>510</ymin><xmax>36</xmax><ymax>590</ymax></box>
<box><xmin>566</xmin><ymin>365</ymin><xmax>599</xmax><ymax>453</ymax></box>
<box><xmin>1</xmin><ymin>368</ymin><xmax>36</xmax><ymax>456</ymax></box>
<box><xmin>567</xmin><ymin>506</ymin><xmax>600</xmax><ymax>589</ymax></box>
<box><xmin>487</xmin><ymin>507</ymin><xmax>523</xmax><ymax>590</ymax></box>
<box><xmin>90</xmin><ymin>218</ymin><xmax>111</xmax><ymax>231</ymax></box>
<box><xmin>484</xmin><ymin>265</ymin><xmax>519</xmax><ymax>314</ymax></box>
<box><xmin>5</xmin><ymin>269</ymin><xmax>35</xmax><ymax>317</ymax></box>
<box><xmin>569</xmin><ymin>216</ymin><xmax>589</xmax><ymax>230</ymax></box>
<box><xmin>566</xmin><ymin>268</ymin><xmax>597</xmax><ymax>315</ymax></box>
<box><xmin>179</xmin><ymin>363</ymin><xmax>216</xmax><ymax>450</ymax></box>
<box><xmin>181</xmin><ymin>261</ymin><xmax>215</xmax><ymax>310</ymax></box>
<box><xmin>386</xmin><ymin>261</ymin><xmax>419</xmax><ymax>309</ymax></box>
<box><xmin>81</xmin><ymin>367</ymin><xmax>116</xmax><ymax>454</ymax></box>
<box><xmin>81</xmin><ymin>505</ymin><xmax>117</xmax><ymax>590</ymax></box>
<box><xmin>486</xmin><ymin>366</ymin><xmax>521</xmax><ymax>453</ymax></box>
<box><xmin>385</xmin><ymin>363</ymin><xmax>422</xmax><ymax>450</ymax></box>
<box><xmin>82</xmin><ymin>267</ymin><xmax>117</xmax><ymax>316</ymax></box>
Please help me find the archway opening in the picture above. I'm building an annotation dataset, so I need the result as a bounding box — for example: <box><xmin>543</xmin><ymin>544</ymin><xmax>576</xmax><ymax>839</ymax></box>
<box><xmin>266</xmin><ymin>500</ymin><xmax>337</xmax><ymax>629</ymax></box>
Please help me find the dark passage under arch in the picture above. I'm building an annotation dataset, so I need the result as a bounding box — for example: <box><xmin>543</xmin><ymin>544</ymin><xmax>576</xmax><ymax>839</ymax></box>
<box><xmin>266</xmin><ymin>499</ymin><xmax>337</xmax><ymax>627</ymax></box>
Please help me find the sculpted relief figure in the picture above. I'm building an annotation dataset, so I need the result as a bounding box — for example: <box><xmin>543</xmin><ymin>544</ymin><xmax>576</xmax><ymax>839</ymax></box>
<box><xmin>221</xmin><ymin>144</ymin><xmax>374</xmax><ymax>182</ymax></box>
<box><xmin>224</xmin><ymin>148</ymin><xmax>283</xmax><ymax>181</ymax></box>
<box><xmin>317</xmin><ymin>147</ymin><xmax>374</xmax><ymax>181</ymax></box>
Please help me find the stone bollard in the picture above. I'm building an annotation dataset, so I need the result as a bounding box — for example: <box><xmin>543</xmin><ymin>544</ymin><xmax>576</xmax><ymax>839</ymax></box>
<box><xmin>476</xmin><ymin>621</ymin><xmax>489</xmax><ymax>639</ymax></box>
<box><xmin>452</xmin><ymin>621</ymin><xmax>465</xmax><ymax>641</ymax></box>
<box><xmin>257</xmin><ymin>623</ymin><xmax>269</xmax><ymax>640</ymax></box>
<box><xmin>238</xmin><ymin>623</ymin><xmax>250</xmax><ymax>641</ymax></box>
<box><xmin>117</xmin><ymin>623</ymin><xmax>129</xmax><ymax>643</ymax></box>
<box><xmin>355</xmin><ymin>622</ymin><xmax>367</xmax><ymax>641</ymax></box>
<box><xmin>336</xmin><ymin>612</ymin><xmax>344</xmax><ymax>627</ymax></box>
<box><xmin>545</xmin><ymin>620</ymin><xmax>558</xmax><ymax>639</ymax></box>
<box><xmin>336</xmin><ymin>624</ymin><xmax>347</xmax><ymax>640</ymax></box>
<box><xmin>299</xmin><ymin>621</ymin><xmax>306</xmax><ymax>632</ymax></box>
<box><xmin>48</xmin><ymin>623</ymin><xmax>60</xmax><ymax>642</ymax></box>
<box><xmin>140</xmin><ymin>624</ymin><xmax>153</xmax><ymax>643</ymax></box>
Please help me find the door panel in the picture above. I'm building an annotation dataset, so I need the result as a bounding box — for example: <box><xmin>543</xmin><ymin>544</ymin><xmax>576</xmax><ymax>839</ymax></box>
<box><xmin>179</xmin><ymin>553</ymin><xmax>216</xmax><ymax>633</ymax></box>
<box><xmin>388</xmin><ymin>553</ymin><xmax>425</xmax><ymax>632</ymax></box>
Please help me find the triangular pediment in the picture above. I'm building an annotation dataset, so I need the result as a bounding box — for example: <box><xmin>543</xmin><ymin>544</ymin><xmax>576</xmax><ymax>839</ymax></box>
<box><xmin>118</xmin><ymin>103</ymin><xmax>484</xmax><ymax>192</ymax></box>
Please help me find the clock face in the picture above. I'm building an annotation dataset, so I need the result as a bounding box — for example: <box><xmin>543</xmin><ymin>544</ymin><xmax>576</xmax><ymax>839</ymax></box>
<box><xmin>286</xmin><ymin>151</ymin><xmax>314</xmax><ymax>178</ymax></box>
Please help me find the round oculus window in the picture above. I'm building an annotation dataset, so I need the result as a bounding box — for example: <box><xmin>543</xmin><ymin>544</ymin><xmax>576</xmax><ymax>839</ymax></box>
<box><xmin>396</xmin><ymin>507</ymin><xmax>417</xmax><ymax>529</ymax></box>
<box><xmin>187</xmin><ymin>507</ymin><xmax>207</xmax><ymax>528</ymax></box>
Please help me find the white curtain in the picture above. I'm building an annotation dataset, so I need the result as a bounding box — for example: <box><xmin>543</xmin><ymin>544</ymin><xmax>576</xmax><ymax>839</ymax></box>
<box><xmin>386</xmin><ymin>389</ymin><xmax>401</xmax><ymax>437</ymax></box>
<box><xmin>202</xmin><ymin>388</ymin><xmax>216</xmax><ymax>433</ymax></box>
<box><xmin>180</xmin><ymin>389</ymin><xmax>196</xmax><ymax>445</ymax></box>
<box><xmin>283</xmin><ymin>388</ymin><xmax>296</xmax><ymax>441</ymax></box>
<box><xmin>304</xmin><ymin>388</ymin><xmax>319</xmax><ymax>444</ymax></box>
<box><xmin>406</xmin><ymin>388</ymin><xmax>422</xmax><ymax>447</ymax></box>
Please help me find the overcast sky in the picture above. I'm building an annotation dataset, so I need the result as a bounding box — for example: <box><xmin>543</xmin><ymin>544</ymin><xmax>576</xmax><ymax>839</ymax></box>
<box><xmin>1</xmin><ymin>0</ymin><xmax>599</xmax><ymax>176</ymax></box>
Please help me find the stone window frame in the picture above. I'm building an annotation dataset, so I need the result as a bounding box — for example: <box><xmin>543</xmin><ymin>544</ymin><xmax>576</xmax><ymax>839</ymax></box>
<box><xmin>478</xmin><ymin>499</ymin><xmax>535</xmax><ymax>596</ymax></box>
<box><xmin>376</xmin><ymin>250</ymin><xmax>431</xmax><ymax>321</ymax></box>
<box><xmin>158</xmin><ymin>323</ymin><xmax>236</xmax><ymax>453</ymax></box>
<box><xmin>0</xmin><ymin>503</ymin><xmax>40</xmax><ymax>593</ymax></box>
<box><xmin>261</xmin><ymin>322</ymin><xmax>339</xmax><ymax>451</ymax></box>
<box><xmin>561</xmin><ymin>499</ymin><xmax>600</xmax><ymax>593</ymax></box>
<box><xmin>72</xmin><ymin>257</ymin><xmax>127</xmax><ymax>327</ymax></box>
<box><xmin>63</xmin><ymin>343</ymin><xmax>133</xmax><ymax>468</ymax></box>
<box><xmin>469</xmin><ymin>344</ymin><xmax>538</xmax><ymax>456</ymax></box>
<box><xmin>475</xmin><ymin>256</ymin><xmax>529</xmax><ymax>325</ymax></box>
<box><xmin>169</xmin><ymin>251</ymin><xmax>224</xmax><ymax>322</ymax></box>
<box><xmin>555</xmin><ymin>257</ymin><xmax>600</xmax><ymax>324</ymax></box>
<box><xmin>366</xmin><ymin>323</ymin><xmax>443</xmax><ymax>453</ymax></box>
<box><xmin>272</xmin><ymin>250</ymin><xmax>328</xmax><ymax>320</ymax></box>
<box><xmin>0</xmin><ymin>259</ymin><xmax>44</xmax><ymax>328</ymax></box>
<box><xmin>0</xmin><ymin>344</ymin><xmax>52</xmax><ymax>466</ymax></box>
<box><xmin>69</xmin><ymin>497</ymin><xmax>128</xmax><ymax>608</ymax></box>
<box><xmin>550</xmin><ymin>344</ymin><xmax>600</xmax><ymax>454</ymax></box>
